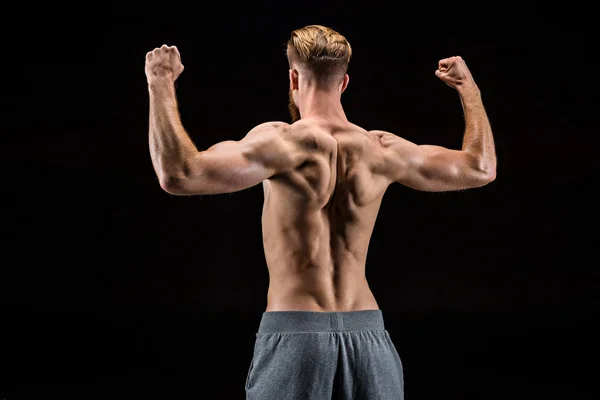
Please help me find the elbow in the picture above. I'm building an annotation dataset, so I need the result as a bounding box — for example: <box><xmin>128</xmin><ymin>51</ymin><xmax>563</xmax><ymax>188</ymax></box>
<box><xmin>157</xmin><ymin>157</ymin><xmax>204</xmax><ymax>195</ymax></box>
<box><xmin>159</xmin><ymin>174</ymin><xmax>190</xmax><ymax>195</ymax></box>
<box><xmin>472</xmin><ymin>165</ymin><xmax>496</xmax><ymax>187</ymax></box>
<box><xmin>158</xmin><ymin>154</ymin><xmax>207</xmax><ymax>195</ymax></box>
<box><xmin>486</xmin><ymin>167</ymin><xmax>497</xmax><ymax>183</ymax></box>
<box><xmin>159</xmin><ymin>175</ymin><xmax>180</xmax><ymax>194</ymax></box>
<box><xmin>481</xmin><ymin>158</ymin><xmax>497</xmax><ymax>184</ymax></box>
<box><xmin>159</xmin><ymin>172</ymin><xmax>212</xmax><ymax>196</ymax></box>
<box><xmin>468</xmin><ymin>154</ymin><xmax>496</xmax><ymax>187</ymax></box>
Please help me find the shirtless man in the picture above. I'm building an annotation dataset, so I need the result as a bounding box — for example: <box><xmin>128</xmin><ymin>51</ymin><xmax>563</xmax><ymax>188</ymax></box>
<box><xmin>145</xmin><ymin>25</ymin><xmax>496</xmax><ymax>400</ymax></box>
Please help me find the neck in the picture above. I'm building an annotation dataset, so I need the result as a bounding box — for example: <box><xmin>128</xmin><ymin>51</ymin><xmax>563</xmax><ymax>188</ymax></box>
<box><xmin>298</xmin><ymin>85</ymin><xmax>347</xmax><ymax>122</ymax></box>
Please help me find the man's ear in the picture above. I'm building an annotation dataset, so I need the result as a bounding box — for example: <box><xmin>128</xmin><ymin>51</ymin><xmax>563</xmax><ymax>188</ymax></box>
<box><xmin>341</xmin><ymin>74</ymin><xmax>350</xmax><ymax>93</ymax></box>
<box><xmin>289</xmin><ymin>68</ymin><xmax>299</xmax><ymax>91</ymax></box>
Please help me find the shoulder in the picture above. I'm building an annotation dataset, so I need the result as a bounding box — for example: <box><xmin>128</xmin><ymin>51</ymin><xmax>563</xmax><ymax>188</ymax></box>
<box><xmin>241</xmin><ymin>122</ymin><xmax>295</xmax><ymax>150</ymax></box>
<box><xmin>368</xmin><ymin>129</ymin><xmax>417</xmax><ymax>150</ymax></box>
<box><xmin>262</xmin><ymin>119</ymin><xmax>335</xmax><ymax>152</ymax></box>
<box><xmin>368</xmin><ymin>129</ymin><xmax>396</xmax><ymax>144</ymax></box>
<box><xmin>246</xmin><ymin>121</ymin><xmax>291</xmax><ymax>139</ymax></box>
<box><xmin>329</xmin><ymin>126</ymin><xmax>392</xmax><ymax>152</ymax></box>
<box><xmin>238</xmin><ymin>122</ymin><xmax>300</xmax><ymax>172</ymax></box>
<box><xmin>334</xmin><ymin>122</ymin><xmax>390</xmax><ymax>145</ymax></box>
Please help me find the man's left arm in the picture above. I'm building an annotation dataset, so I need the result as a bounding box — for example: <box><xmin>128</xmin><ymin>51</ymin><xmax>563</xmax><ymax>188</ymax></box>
<box><xmin>146</xmin><ymin>45</ymin><xmax>296</xmax><ymax>196</ymax></box>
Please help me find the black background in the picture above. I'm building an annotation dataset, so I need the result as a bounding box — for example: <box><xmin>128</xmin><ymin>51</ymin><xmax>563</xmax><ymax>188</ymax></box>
<box><xmin>1</xmin><ymin>3</ymin><xmax>598</xmax><ymax>399</ymax></box>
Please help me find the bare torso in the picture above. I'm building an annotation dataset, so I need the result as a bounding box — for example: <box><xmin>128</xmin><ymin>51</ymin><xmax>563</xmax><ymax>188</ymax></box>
<box><xmin>145</xmin><ymin>48</ymin><xmax>494</xmax><ymax>312</ymax></box>
<box><xmin>261</xmin><ymin>118</ymin><xmax>391</xmax><ymax>312</ymax></box>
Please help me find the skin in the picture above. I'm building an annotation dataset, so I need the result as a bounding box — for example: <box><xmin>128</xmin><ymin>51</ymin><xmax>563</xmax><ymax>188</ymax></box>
<box><xmin>145</xmin><ymin>45</ymin><xmax>496</xmax><ymax>312</ymax></box>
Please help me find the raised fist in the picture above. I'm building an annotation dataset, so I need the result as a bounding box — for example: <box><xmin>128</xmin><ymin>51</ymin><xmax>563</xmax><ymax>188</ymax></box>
<box><xmin>145</xmin><ymin>45</ymin><xmax>184</xmax><ymax>83</ymax></box>
<box><xmin>435</xmin><ymin>56</ymin><xmax>477</xmax><ymax>90</ymax></box>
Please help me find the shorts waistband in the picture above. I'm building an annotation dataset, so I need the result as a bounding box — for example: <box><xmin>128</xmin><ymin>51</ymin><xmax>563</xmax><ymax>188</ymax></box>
<box><xmin>258</xmin><ymin>310</ymin><xmax>385</xmax><ymax>333</ymax></box>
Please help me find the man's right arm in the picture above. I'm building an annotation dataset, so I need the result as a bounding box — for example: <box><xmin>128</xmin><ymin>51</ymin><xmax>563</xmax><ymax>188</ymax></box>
<box><xmin>376</xmin><ymin>56</ymin><xmax>497</xmax><ymax>192</ymax></box>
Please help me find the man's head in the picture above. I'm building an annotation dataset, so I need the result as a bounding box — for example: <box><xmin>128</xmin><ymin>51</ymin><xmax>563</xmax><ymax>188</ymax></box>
<box><xmin>286</xmin><ymin>25</ymin><xmax>352</xmax><ymax>122</ymax></box>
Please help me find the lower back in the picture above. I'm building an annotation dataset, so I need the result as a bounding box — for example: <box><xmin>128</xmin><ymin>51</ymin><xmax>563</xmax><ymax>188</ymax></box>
<box><xmin>265</xmin><ymin>265</ymin><xmax>380</xmax><ymax>312</ymax></box>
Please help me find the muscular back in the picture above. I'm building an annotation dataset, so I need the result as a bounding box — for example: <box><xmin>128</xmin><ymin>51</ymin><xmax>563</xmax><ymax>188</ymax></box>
<box><xmin>146</xmin><ymin>44</ymin><xmax>496</xmax><ymax>312</ymax></box>
<box><xmin>262</xmin><ymin>119</ymin><xmax>390</xmax><ymax>311</ymax></box>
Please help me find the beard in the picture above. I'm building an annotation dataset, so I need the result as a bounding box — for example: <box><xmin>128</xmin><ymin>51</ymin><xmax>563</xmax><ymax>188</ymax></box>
<box><xmin>288</xmin><ymin>88</ymin><xmax>300</xmax><ymax>123</ymax></box>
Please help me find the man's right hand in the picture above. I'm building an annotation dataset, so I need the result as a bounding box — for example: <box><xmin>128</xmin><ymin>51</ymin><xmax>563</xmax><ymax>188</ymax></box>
<box><xmin>435</xmin><ymin>56</ymin><xmax>477</xmax><ymax>90</ymax></box>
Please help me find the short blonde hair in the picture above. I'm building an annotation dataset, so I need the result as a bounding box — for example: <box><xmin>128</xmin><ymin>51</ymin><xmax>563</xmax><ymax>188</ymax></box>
<box><xmin>286</xmin><ymin>25</ymin><xmax>352</xmax><ymax>85</ymax></box>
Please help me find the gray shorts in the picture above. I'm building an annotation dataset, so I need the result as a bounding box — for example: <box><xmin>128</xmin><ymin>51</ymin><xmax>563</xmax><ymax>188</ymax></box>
<box><xmin>245</xmin><ymin>310</ymin><xmax>404</xmax><ymax>400</ymax></box>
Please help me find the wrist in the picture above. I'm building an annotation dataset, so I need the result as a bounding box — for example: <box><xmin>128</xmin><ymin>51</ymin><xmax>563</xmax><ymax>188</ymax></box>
<box><xmin>148</xmin><ymin>78</ymin><xmax>176</xmax><ymax>93</ymax></box>
<box><xmin>457</xmin><ymin>84</ymin><xmax>481</xmax><ymax>100</ymax></box>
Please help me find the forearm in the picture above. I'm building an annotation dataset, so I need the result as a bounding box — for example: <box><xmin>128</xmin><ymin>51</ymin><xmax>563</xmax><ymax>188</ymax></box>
<box><xmin>148</xmin><ymin>79</ymin><xmax>199</xmax><ymax>185</ymax></box>
<box><xmin>458</xmin><ymin>85</ymin><xmax>496</xmax><ymax>175</ymax></box>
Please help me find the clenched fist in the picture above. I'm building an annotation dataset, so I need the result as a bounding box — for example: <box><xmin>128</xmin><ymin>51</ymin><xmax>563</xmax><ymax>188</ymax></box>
<box><xmin>435</xmin><ymin>56</ymin><xmax>477</xmax><ymax>90</ymax></box>
<box><xmin>145</xmin><ymin>45</ymin><xmax>184</xmax><ymax>84</ymax></box>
